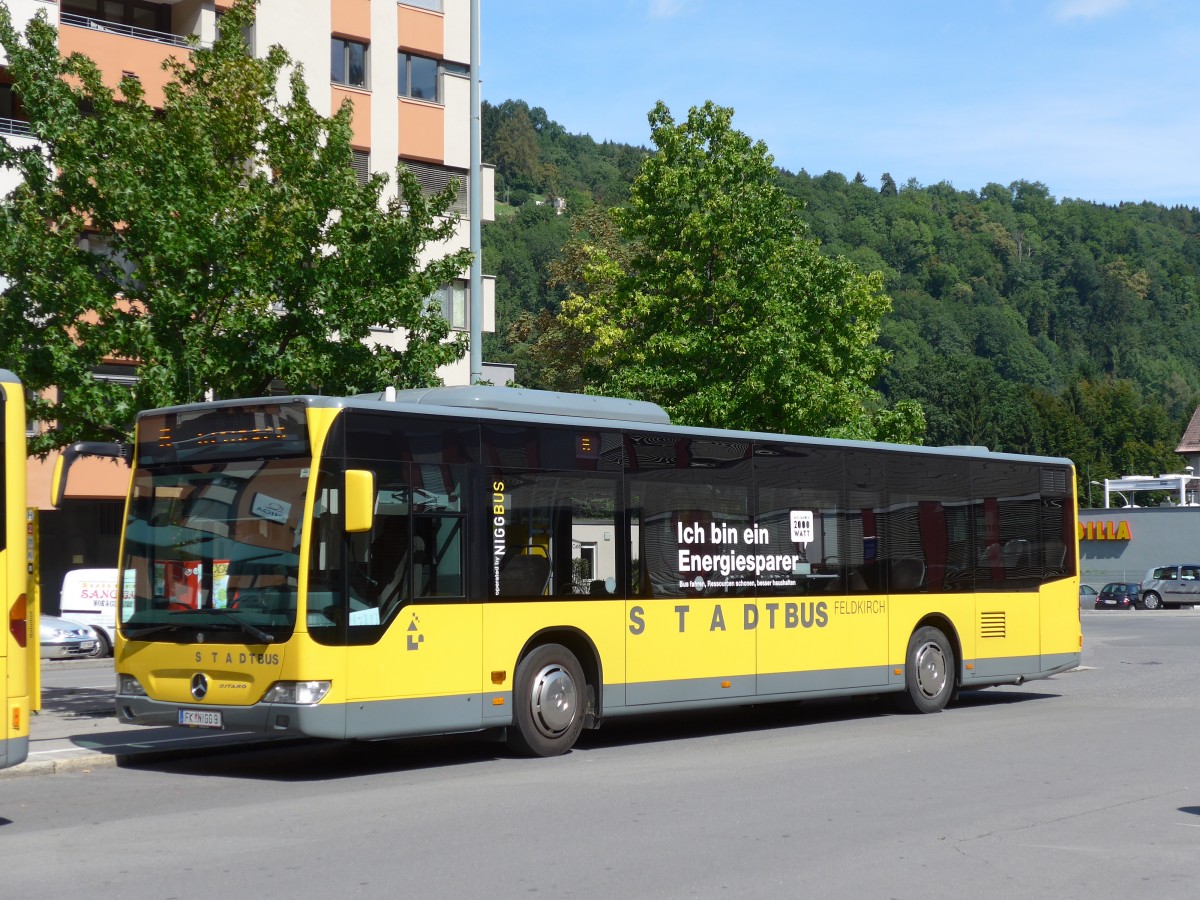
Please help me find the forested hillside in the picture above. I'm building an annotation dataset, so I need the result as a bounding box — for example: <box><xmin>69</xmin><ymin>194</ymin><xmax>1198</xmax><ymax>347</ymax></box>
<box><xmin>481</xmin><ymin>100</ymin><xmax>1200</xmax><ymax>498</ymax></box>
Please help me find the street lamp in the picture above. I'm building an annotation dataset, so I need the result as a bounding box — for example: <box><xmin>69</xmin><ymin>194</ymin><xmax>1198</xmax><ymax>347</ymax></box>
<box><xmin>1090</xmin><ymin>481</ymin><xmax>1132</xmax><ymax>509</ymax></box>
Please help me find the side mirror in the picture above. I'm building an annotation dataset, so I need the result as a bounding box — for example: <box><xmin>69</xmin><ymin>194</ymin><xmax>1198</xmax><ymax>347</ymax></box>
<box><xmin>51</xmin><ymin>441</ymin><xmax>131</xmax><ymax>507</ymax></box>
<box><xmin>344</xmin><ymin>469</ymin><xmax>375</xmax><ymax>534</ymax></box>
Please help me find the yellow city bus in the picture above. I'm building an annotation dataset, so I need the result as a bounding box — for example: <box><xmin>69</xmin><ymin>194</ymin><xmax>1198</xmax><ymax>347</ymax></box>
<box><xmin>1</xmin><ymin>369</ymin><xmax>33</xmax><ymax>771</ymax></box>
<box><xmin>103</xmin><ymin>387</ymin><xmax>1081</xmax><ymax>756</ymax></box>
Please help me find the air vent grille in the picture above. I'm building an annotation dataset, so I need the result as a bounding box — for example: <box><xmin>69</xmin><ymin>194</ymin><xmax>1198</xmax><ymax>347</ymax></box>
<box><xmin>1041</xmin><ymin>467</ymin><xmax>1068</xmax><ymax>495</ymax></box>
<box><xmin>980</xmin><ymin>611</ymin><xmax>1006</xmax><ymax>639</ymax></box>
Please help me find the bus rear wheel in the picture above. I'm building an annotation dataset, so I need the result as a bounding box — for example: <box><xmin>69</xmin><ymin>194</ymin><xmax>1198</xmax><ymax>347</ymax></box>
<box><xmin>900</xmin><ymin>626</ymin><xmax>954</xmax><ymax>713</ymax></box>
<box><xmin>508</xmin><ymin>644</ymin><xmax>586</xmax><ymax>757</ymax></box>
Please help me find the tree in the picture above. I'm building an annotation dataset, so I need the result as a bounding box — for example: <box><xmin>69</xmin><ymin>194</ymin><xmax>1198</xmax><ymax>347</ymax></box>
<box><xmin>554</xmin><ymin>101</ymin><xmax>923</xmax><ymax>442</ymax></box>
<box><xmin>0</xmin><ymin>0</ymin><xmax>472</xmax><ymax>454</ymax></box>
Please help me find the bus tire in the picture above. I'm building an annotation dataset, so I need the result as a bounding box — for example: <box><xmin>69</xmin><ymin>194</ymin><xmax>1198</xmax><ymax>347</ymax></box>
<box><xmin>899</xmin><ymin>626</ymin><xmax>954</xmax><ymax>714</ymax></box>
<box><xmin>508</xmin><ymin>643</ymin><xmax>587</xmax><ymax>757</ymax></box>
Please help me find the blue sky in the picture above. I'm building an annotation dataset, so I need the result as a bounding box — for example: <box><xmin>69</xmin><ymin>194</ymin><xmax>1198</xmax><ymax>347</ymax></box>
<box><xmin>481</xmin><ymin>0</ymin><xmax>1200</xmax><ymax>208</ymax></box>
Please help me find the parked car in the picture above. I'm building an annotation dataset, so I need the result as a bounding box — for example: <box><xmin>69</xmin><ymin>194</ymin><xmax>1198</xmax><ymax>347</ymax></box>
<box><xmin>39</xmin><ymin>615</ymin><xmax>99</xmax><ymax>660</ymax></box>
<box><xmin>1140</xmin><ymin>564</ymin><xmax>1200</xmax><ymax>610</ymax></box>
<box><xmin>1095</xmin><ymin>582</ymin><xmax>1141</xmax><ymax>610</ymax></box>
<box><xmin>1079</xmin><ymin>584</ymin><xmax>1099</xmax><ymax>607</ymax></box>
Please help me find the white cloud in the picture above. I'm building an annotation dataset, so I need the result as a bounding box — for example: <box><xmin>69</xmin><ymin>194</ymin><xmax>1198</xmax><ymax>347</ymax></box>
<box><xmin>1052</xmin><ymin>0</ymin><xmax>1130</xmax><ymax>21</ymax></box>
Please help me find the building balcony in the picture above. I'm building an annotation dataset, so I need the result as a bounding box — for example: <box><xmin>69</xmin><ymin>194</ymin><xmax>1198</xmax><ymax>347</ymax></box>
<box><xmin>0</xmin><ymin>117</ymin><xmax>32</xmax><ymax>138</ymax></box>
<box><xmin>59</xmin><ymin>12</ymin><xmax>203</xmax><ymax>50</ymax></box>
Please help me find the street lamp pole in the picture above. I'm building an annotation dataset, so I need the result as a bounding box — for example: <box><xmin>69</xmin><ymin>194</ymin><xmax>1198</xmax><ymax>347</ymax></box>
<box><xmin>1089</xmin><ymin>480</ymin><xmax>1131</xmax><ymax>509</ymax></box>
<box><xmin>468</xmin><ymin>0</ymin><xmax>482</xmax><ymax>384</ymax></box>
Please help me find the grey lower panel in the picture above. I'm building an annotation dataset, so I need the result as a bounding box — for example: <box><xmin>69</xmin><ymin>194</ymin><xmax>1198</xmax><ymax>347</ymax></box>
<box><xmin>964</xmin><ymin>652</ymin><xmax>1081</xmax><ymax>686</ymax></box>
<box><xmin>345</xmin><ymin>694</ymin><xmax>484</xmax><ymax>739</ymax></box>
<box><xmin>969</xmin><ymin>654</ymin><xmax>1040</xmax><ymax>680</ymax></box>
<box><xmin>1</xmin><ymin>735</ymin><xmax>29</xmax><ymax>770</ymax></box>
<box><xmin>625</xmin><ymin>674</ymin><xmax>756</xmax><ymax>707</ymax></box>
<box><xmin>118</xmin><ymin>695</ymin><xmax>347</xmax><ymax>739</ymax></box>
<box><xmin>117</xmin><ymin>693</ymin><xmax>486</xmax><ymax>741</ymax></box>
<box><xmin>606</xmin><ymin>667</ymin><xmax>895</xmax><ymax>718</ymax></box>
<box><xmin>758</xmin><ymin>666</ymin><xmax>890</xmax><ymax>696</ymax></box>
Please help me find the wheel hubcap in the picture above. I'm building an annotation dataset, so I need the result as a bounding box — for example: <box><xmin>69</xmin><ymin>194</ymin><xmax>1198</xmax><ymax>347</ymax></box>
<box><xmin>914</xmin><ymin>641</ymin><xmax>947</xmax><ymax>699</ymax></box>
<box><xmin>529</xmin><ymin>664</ymin><xmax>577</xmax><ymax>736</ymax></box>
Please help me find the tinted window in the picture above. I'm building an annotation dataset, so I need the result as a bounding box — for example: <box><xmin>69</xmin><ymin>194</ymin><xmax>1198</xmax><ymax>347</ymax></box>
<box><xmin>885</xmin><ymin>454</ymin><xmax>972</xmax><ymax>593</ymax></box>
<box><xmin>754</xmin><ymin>443</ymin><xmax>846</xmax><ymax>596</ymax></box>
<box><xmin>627</xmin><ymin>436</ymin><xmax>752</xmax><ymax>599</ymax></box>
<box><xmin>971</xmin><ymin>461</ymin><xmax>1043</xmax><ymax>591</ymax></box>
<box><xmin>489</xmin><ymin>470</ymin><xmax>622</xmax><ymax>599</ymax></box>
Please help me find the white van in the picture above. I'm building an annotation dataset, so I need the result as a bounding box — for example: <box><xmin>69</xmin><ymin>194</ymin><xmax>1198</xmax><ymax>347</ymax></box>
<box><xmin>59</xmin><ymin>568</ymin><xmax>119</xmax><ymax>656</ymax></box>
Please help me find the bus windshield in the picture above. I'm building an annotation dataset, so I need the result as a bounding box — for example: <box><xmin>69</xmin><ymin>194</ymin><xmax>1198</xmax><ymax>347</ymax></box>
<box><xmin>120</xmin><ymin>458</ymin><xmax>311</xmax><ymax>643</ymax></box>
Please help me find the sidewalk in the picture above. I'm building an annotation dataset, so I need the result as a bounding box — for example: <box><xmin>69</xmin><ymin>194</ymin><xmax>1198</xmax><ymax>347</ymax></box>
<box><xmin>2</xmin><ymin>660</ymin><xmax>291</xmax><ymax>779</ymax></box>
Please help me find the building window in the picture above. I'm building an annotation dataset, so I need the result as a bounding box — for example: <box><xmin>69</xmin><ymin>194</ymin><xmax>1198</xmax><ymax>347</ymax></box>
<box><xmin>332</xmin><ymin>37</ymin><xmax>369</xmax><ymax>89</ymax></box>
<box><xmin>432</xmin><ymin>282</ymin><xmax>467</xmax><ymax>331</ymax></box>
<box><xmin>402</xmin><ymin>160</ymin><xmax>469</xmax><ymax>216</ymax></box>
<box><xmin>351</xmin><ymin>149</ymin><xmax>370</xmax><ymax>185</ymax></box>
<box><xmin>398</xmin><ymin>52</ymin><xmax>439</xmax><ymax>102</ymax></box>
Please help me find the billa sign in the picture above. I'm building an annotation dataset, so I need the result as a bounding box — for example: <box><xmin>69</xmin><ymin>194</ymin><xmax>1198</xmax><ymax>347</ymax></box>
<box><xmin>1078</xmin><ymin>520</ymin><xmax>1131</xmax><ymax>541</ymax></box>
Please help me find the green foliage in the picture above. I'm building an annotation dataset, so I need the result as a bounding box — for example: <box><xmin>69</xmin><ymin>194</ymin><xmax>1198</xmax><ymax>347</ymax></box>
<box><xmin>0</xmin><ymin>0</ymin><xmax>472</xmax><ymax>455</ymax></box>
<box><xmin>551</xmin><ymin>101</ymin><xmax>923</xmax><ymax>442</ymax></box>
<box><xmin>482</xmin><ymin>99</ymin><xmax>1198</xmax><ymax>486</ymax></box>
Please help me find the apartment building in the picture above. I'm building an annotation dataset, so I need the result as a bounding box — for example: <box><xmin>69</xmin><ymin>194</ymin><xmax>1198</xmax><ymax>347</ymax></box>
<box><xmin>0</xmin><ymin>0</ymin><xmax>496</xmax><ymax>609</ymax></box>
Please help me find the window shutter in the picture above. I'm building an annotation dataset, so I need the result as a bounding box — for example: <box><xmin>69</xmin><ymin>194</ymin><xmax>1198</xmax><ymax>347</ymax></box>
<box><xmin>402</xmin><ymin>161</ymin><xmax>469</xmax><ymax>216</ymax></box>
<box><xmin>352</xmin><ymin>149</ymin><xmax>370</xmax><ymax>185</ymax></box>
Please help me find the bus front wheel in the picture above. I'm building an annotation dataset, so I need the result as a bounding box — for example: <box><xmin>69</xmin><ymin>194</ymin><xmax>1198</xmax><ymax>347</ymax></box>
<box><xmin>508</xmin><ymin>644</ymin><xmax>587</xmax><ymax>757</ymax></box>
<box><xmin>900</xmin><ymin>626</ymin><xmax>954</xmax><ymax>714</ymax></box>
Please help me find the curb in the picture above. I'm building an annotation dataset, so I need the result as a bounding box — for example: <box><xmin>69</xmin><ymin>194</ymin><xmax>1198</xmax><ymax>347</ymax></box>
<box><xmin>0</xmin><ymin>753</ymin><xmax>118</xmax><ymax>780</ymax></box>
<box><xmin>0</xmin><ymin>736</ymin><xmax>312</xmax><ymax>779</ymax></box>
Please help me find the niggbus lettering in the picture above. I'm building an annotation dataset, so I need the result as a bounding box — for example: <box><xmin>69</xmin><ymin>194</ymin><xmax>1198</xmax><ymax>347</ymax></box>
<box><xmin>492</xmin><ymin>481</ymin><xmax>507</xmax><ymax>595</ymax></box>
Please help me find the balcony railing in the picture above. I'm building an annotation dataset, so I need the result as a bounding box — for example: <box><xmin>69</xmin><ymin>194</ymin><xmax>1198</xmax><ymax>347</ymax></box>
<box><xmin>60</xmin><ymin>12</ymin><xmax>201</xmax><ymax>49</ymax></box>
<box><xmin>0</xmin><ymin>117</ymin><xmax>32</xmax><ymax>137</ymax></box>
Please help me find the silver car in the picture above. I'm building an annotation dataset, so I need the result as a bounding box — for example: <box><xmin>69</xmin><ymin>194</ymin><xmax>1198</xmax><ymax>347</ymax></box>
<box><xmin>1140</xmin><ymin>564</ymin><xmax>1200</xmax><ymax>610</ymax></box>
<box><xmin>39</xmin><ymin>615</ymin><xmax>99</xmax><ymax>659</ymax></box>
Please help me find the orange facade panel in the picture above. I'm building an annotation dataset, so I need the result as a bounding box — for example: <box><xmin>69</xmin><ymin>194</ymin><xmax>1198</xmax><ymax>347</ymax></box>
<box><xmin>28</xmin><ymin>454</ymin><xmax>128</xmax><ymax>507</ymax></box>
<box><xmin>332</xmin><ymin>0</ymin><xmax>372</xmax><ymax>41</ymax></box>
<box><xmin>214</xmin><ymin>0</ymin><xmax>235</xmax><ymax>10</ymax></box>
<box><xmin>331</xmin><ymin>86</ymin><xmax>371</xmax><ymax>148</ymax></box>
<box><xmin>397</xmin><ymin>5</ymin><xmax>444</xmax><ymax>56</ymax></box>
<box><xmin>58</xmin><ymin>23</ymin><xmax>187</xmax><ymax>109</ymax></box>
<box><xmin>398</xmin><ymin>99</ymin><xmax>444</xmax><ymax>163</ymax></box>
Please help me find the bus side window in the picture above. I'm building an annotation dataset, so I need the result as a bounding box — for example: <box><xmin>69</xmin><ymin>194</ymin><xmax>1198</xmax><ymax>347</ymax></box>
<box><xmin>348</xmin><ymin>469</ymin><xmax>411</xmax><ymax>625</ymax></box>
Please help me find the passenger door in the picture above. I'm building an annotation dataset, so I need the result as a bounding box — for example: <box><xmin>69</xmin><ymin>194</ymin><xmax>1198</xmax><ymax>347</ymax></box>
<box><xmin>1178</xmin><ymin>565</ymin><xmax>1200</xmax><ymax>607</ymax></box>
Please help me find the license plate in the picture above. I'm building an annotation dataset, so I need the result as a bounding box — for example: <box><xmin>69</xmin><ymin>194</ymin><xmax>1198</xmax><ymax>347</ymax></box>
<box><xmin>1104</xmin><ymin>599</ymin><xmax>1115</xmax><ymax>605</ymax></box>
<box><xmin>79</xmin><ymin>640</ymin><xmax>96</xmax><ymax>650</ymax></box>
<box><xmin>178</xmin><ymin>708</ymin><xmax>223</xmax><ymax>728</ymax></box>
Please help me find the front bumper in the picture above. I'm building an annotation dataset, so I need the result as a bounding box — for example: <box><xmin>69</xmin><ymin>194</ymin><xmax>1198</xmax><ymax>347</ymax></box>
<box><xmin>115</xmin><ymin>694</ymin><xmax>348</xmax><ymax>739</ymax></box>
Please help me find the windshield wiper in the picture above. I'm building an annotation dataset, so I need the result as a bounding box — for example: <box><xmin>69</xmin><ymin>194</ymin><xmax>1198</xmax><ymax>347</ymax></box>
<box><xmin>124</xmin><ymin>623</ymin><xmax>187</xmax><ymax>640</ymax></box>
<box><xmin>202</xmin><ymin>609</ymin><xmax>276</xmax><ymax>644</ymax></box>
<box><xmin>123</xmin><ymin>610</ymin><xmax>276</xmax><ymax>644</ymax></box>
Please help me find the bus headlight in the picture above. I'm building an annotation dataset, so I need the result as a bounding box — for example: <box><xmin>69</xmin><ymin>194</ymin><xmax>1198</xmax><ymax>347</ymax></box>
<box><xmin>262</xmin><ymin>681</ymin><xmax>331</xmax><ymax>705</ymax></box>
<box><xmin>117</xmin><ymin>674</ymin><xmax>147</xmax><ymax>696</ymax></box>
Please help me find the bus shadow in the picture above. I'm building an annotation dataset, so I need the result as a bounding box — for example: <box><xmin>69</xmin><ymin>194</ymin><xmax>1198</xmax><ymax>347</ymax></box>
<box><xmin>122</xmin><ymin>687</ymin><xmax>1057</xmax><ymax>782</ymax></box>
<box><xmin>124</xmin><ymin>732</ymin><xmax>508</xmax><ymax>781</ymax></box>
<box><xmin>38</xmin><ymin>686</ymin><xmax>117</xmax><ymax>720</ymax></box>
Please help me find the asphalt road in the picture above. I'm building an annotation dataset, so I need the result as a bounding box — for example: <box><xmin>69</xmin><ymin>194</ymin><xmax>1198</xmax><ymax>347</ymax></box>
<box><xmin>4</xmin><ymin>611</ymin><xmax>1200</xmax><ymax>900</ymax></box>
